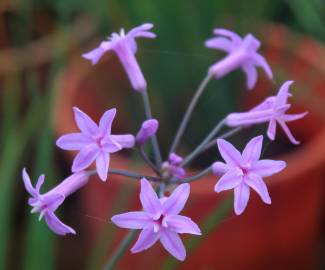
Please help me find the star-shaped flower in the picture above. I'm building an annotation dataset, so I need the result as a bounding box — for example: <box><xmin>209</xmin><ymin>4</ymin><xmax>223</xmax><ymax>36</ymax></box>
<box><xmin>111</xmin><ymin>178</ymin><xmax>201</xmax><ymax>261</ymax></box>
<box><xmin>225</xmin><ymin>81</ymin><xmax>308</xmax><ymax>144</ymax></box>
<box><xmin>82</xmin><ymin>23</ymin><xmax>156</xmax><ymax>91</ymax></box>
<box><xmin>22</xmin><ymin>168</ymin><xmax>89</xmax><ymax>235</ymax></box>
<box><xmin>212</xmin><ymin>135</ymin><xmax>286</xmax><ymax>215</ymax></box>
<box><xmin>56</xmin><ymin>107</ymin><xmax>135</xmax><ymax>181</ymax></box>
<box><xmin>205</xmin><ymin>28</ymin><xmax>272</xmax><ymax>89</ymax></box>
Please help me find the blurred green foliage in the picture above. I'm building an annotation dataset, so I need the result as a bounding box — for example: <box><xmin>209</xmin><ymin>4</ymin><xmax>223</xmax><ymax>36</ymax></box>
<box><xmin>1</xmin><ymin>0</ymin><xmax>325</xmax><ymax>269</ymax></box>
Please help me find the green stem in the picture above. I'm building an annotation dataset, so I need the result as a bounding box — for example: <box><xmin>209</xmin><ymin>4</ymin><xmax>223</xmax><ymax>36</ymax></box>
<box><xmin>181</xmin><ymin>119</ymin><xmax>225</xmax><ymax>167</ymax></box>
<box><xmin>88</xmin><ymin>169</ymin><xmax>159</xmax><ymax>182</ymax></box>
<box><xmin>138</xmin><ymin>147</ymin><xmax>161</xmax><ymax>175</ymax></box>
<box><xmin>169</xmin><ymin>73</ymin><xmax>213</xmax><ymax>154</ymax></box>
<box><xmin>102</xmin><ymin>230</ymin><xmax>138</xmax><ymax>270</ymax></box>
<box><xmin>199</xmin><ymin>127</ymin><xmax>242</xmax><ymax>154</ymax></box>
<box><xmin>141</xmin><ymin>90</ymin><xmax>162</xmax><ymax>167</ymax></box>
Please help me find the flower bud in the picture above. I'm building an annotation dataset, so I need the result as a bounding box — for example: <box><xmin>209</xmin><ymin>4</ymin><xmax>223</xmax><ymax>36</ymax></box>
<box><xmin>136</xmin><ymin>119</ymin><xmax>159</xmax><ymax>144</ymax></box>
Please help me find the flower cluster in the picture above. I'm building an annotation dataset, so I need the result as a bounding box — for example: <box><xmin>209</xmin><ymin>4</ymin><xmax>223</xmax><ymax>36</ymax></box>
<box><xmin>22</xmin><ymin>23</ymin><xmax>307</xmax><ymax>262</ymax></box>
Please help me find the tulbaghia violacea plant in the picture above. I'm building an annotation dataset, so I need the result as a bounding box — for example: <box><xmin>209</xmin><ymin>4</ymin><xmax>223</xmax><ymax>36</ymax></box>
<box><xmin>22</xmin><ymin>23</ymin><xmax>307</xmax><ymax>266</ymax></box>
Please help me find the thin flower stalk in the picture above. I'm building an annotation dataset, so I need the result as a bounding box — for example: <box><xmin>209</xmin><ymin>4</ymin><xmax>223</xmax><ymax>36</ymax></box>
<box><xmin>169</xmin><ymin>73</ymin><xmax>213</xmax><ymax>154</ymax></box>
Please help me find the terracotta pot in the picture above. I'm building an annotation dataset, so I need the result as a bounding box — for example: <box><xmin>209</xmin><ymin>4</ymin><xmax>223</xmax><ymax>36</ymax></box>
<box><xmin>53</xmin><ymin>24</ymin><xmax>325</xmax><ymax>270</ymax></box>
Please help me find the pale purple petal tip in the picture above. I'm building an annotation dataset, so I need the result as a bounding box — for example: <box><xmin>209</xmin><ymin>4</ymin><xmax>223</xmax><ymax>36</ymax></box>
<box><xmin>96</xmin><ymin>152</ymin><xmax>110</xmax><ymax>181</ymax></box>
<box><xmin>73</xmin><ymin>107</ymin><xmax>99</xmax><ymax>137</ymax></box>
<box><xmin>234</xmin><ymin>184</ymin><xmax>250</xmax><ymax>215</ymax></box>
<box><xmin>136</xmin><ymin>119</ymin><xmax>159</xmax><ymax>144</ymax></box>
<box><xmin>99</xmin><ymin>108</ymin><xmax>116</xmax><ymax>135</ymax></box>
<box><xmin>22</xmin><ymin>168</ymin><xmax>37</xmax><ymax>197</ymax></box>
<box><xmin>82</xmin><ymin>47</ymin><xmax>106</xmax><ymax>65</ymax></box>
<box><xmin>162</xmin><ymin>183</ymin><xmax>190</xmax><ymax>215</ymax></box>
<box><xmin>160</xmin><ymin>231</ymin><xmax>186</xmax><ymax>261</ymax></box>
<box><xmin>242</xmin><ymin>135</ymin><xmax>263</xmax><ymax>163</ymax></box>
<box><xmin>56</xmin><ymin>133</ymin><xmax>92</xmax><ymax>151</ymax></box>
<box><xmin>111</xmin><ymin>211</ymin><xmax>150</xmax><ymax>229</ymax></box>
<box><xmin>217</xmin><ymin>139</ymin><xmax>242</xmax><ymax>167</ymax></box>
<box><xmin>131</xmin><ymin>227</ymin><xmax>160</xmax><ymax>253</ymax></box>
<box><xmin>164</xmin><ymin>215</ymin><xmax>201</xmax><ymax>235</ymax></box>
<box><xmin>140</xmin><ymin>178</ymin><xmax>162</xmax><ymax>219</ymax></box>
<box><xmin>45</xmin><ymin>212</ymin><xmax>76</xmax><ymax>236</ymax></box>
<box><xmin>245</xmin><ymin>174</ymin><xmax>271</xmax><ymax>204</ymax></box>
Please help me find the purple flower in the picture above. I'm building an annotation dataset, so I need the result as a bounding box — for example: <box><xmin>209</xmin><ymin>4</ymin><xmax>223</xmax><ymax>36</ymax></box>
<box><xmin>111</xmin><ymin>178</ymin><xmax>201</xmax><ymax>261</ymax></box>
<box><xmin>205</xmin><ymin>28</ymin><xmax>272</xmax><ymax>89</ymax></box>
<box><xmin>225</xmin><ymin>81</ymin><xmax>308</xmax><ymax>144</ymax></box>
<box><xmin>135</xmin><ymin>119</ymin><xmax>159</xmax><ymax>145</ymax></box>
<box><xmin>212</xmin><ymin>135</ymin><xmax>286</xmax><ymax>215</ymax></box>
<box><xmin>56</xmin><ymin>107</ymin><xmax>135</xmax><ymax>181</ymax></box>
<box><xmin>162</xmin><ymin>153</ymin><xmax>186</xmax><ymax>179</ymax></box>
<box><xmin>22</xmin><ymin>168</ymin><xmax>90</xmax><ymax>235</ymax></box>
<box><xmin>82</xmin><ymin>23</ymin><xmax>156</xmax><ymax>91</ymax></box>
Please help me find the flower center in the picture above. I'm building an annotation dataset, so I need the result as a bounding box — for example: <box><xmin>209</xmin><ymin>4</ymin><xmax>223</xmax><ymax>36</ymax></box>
<box><xmin>153</xmin><ymin>214</ymin><xmax>167</xmax><ymax>232</ymax></box>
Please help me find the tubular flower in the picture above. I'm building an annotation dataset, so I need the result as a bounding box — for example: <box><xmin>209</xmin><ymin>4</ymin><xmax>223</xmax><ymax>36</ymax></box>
<box><xmin>22</xmin><ymin>168</ymin><xmax>90</xmax><ymax>235</ymax></box>
<box><xmin>82</xmin><ymin>23</ymin><xmax>156</xmax><ymax>91</ymax></box>
<box><xmin>161</xmin><ymin>153</ymin><xmax>186</xmax><ymax>179</ymax></box>
<box><xmin>212</xmin><ymin>135</ymin><xmax>286</xmax><ymax>215</ymax></box>
<box><xmin>225</xmin><ymin>81</ymin><xmax>308</xmax><ymax>144</ymax></box>
<box><xmin>205</xmin><ymin>28</ymin><xmax>272</xmax><ymax>89</ymax></box>
<box><xmin>56</xmin><ymin>107</ymin><xmax>135</xmax><ymax>181</ymax></box>
<box><xmin>111</xmin><ymin>178</ymin><xmax>201</xmax><ymax>261</ymax></box>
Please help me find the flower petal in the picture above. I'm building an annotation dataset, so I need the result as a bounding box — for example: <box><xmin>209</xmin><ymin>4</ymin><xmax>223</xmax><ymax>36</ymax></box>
<box><xmin>82</xmin><ymin>46</ymin><xmax>106</xmax><ymax>65</ymax></box>
<box><xmin>251</xmin><ymin>53</ymin><xmax>273</xmax><ymax>79</ymax></box>
<box><xmin>22</xmin><ymin>168</ymin><xmax>37</xmax><ymax>197</ymax></box>
<box><xmin>283</xmin><ymin>112</ymin><xmax>308</xmax><ymax>122</ymax></box>
<box><xmin>98</xmin><ymin>108</ymin><xmax>116</xmax><ymax>135</ymax></box>
<box><xmin>217</xmin><ymin>139</ymin><xmax>242</xmax><ymax>166</ymax></box>
<box><xmin>164</xmin><ymin>215</ymin><xmax>201</xmax><ymax>235</ymax></box>
<box><xmin>213</xmin><ymin>28</ymin><xmax>241</xmax><ymax>45</ymax></box>
<box><xmin>245</xmin><ymin>174</ymin><xmax>271</xmax><ymax>204</ymax></box>
<box><xmin>96</xmin><ymin>152</ymin><xmax>110</xmax><ymax>181</ymax></box>
<box><xmin>131</xmin><ymin>226</ymin><xmax>160</xmax><ymax>253</ymax></box>
<box><xmin>214</xmin><ymin>168</ymin><xmax>243</xmax><ymax>192</ymax></box>
<box><xmin>56</xmin><ymin>133</ymin><xmax>93</xmax><ymax>150</ymax></box>
<box><xmin>160</xmin><ymin>230</ymin><xmax>186</xmax><ymax>261</ymax></box>
<box><xmin>111</xmin><ymin>211</ymin><xmax>151</xmax><ymax>229</ymax></box>
<box><xmin>72</xmin><ymin>144</ymin><xmax>99</xmax><ymax>172</ymax></box>
<box><xmin>267</xmin><ymin>119</ymin><xmax>277</xmax><ymax>140</ymax></box>
<box><xmin>251</xmin><ymin>159</ymin><xmax>286</xmax><ymax>177</ymax></box>
<box><xmin>140</xmin><ymin>178</ymin><xmax>162</xmax><ymax>219</ymax></box>
<box><xmin>35</xmin><ymin>175</ymin><xmax>45</xmax><ymax>193</ymax></box>
<box><xmin>277</xmin><ymin>120</ymin><xmax>300</xmax><ymax>144</ymax></box>
<box><xmin>44</xmin><ymin>211</ymin><xmax>76</xmax><ymax>235</ymax></box>
<box><xmin>242</xmin><ymin>135</ymin><xmax>263</xmax><ymax>163</ymax></box>
<box><xmin>204</xmin><ymin>37</ymin><xmax>233</xmax><ymax>52</ymax></box>
<box><xmin>234</xmin><ymin>183</ymin><xmax>250</xmax><ymax>215</ymax></box>
<box><xmin>110</xmin><ymin>134</ymin><xmax>135</xmax><ymax>149</ymax></box>
<box><xmin>275</xmin><ymin>80</ymin><xmax>294</xmax><ymax>107</ymax></box>
<box><xmin>73</xmin><ymin>107</ymin><xmax>99</xmax><ymax>137</ymax></box>
<box><xmin>162</xmin><ymin>183</ymin><xmax>190</xmax><ymax>215</ymax></box>
<box><xmin>242</xmin><ymin>64</ymin><xmax>257</xmax><ymax>90</ymax></box>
